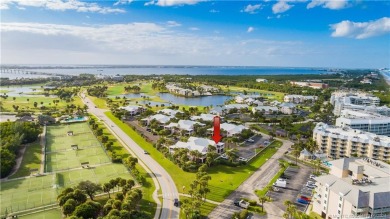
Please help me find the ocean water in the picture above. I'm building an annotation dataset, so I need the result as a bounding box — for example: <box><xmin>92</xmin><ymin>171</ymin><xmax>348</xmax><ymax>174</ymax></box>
<box><xmin>0</xmin><ymin>65</ymin><xmax>333</xmax><ymax>79</ymax></box>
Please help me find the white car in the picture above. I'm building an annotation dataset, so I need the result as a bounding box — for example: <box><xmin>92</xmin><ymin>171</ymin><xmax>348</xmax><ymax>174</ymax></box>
<box><xmin>221</xmin><ymin>154</ymin><xmax>228</xmax><ymax>159</ymax></box>
<box><xmin>238</xmin><ymin>157</ymin><xmax>248</xmax><ymax>162</ymax></box>
<box><xmin>246</xmin><ymin>139</ymin><xmax>255</xmax><ymax>143</ymax></box>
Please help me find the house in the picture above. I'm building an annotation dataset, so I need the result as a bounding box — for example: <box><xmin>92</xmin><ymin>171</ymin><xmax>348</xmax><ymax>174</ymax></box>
<box><xmin>16</xmin><ymin>115</ymin><xmax>35</xmax><ymax>122</ymax></box>
<box><xmin>169</xmin><ymin>137</ymin><xmax>225</xmax><ymax>161</ymax></box>
<box><xmin>224</xmin><ymin>104</ymin><xmax>249</xmax><ymax>110</ymax></box>
<box><xmin>111</xmin><ymin>75</ymin><xmax>124</xmax><ymax>81</ymax></box>
<box><xmin>120</xmin><ymin>105</ymin><xmax>144</xmax><ymax>116</ymax></box>
<box><xmin>190</xmin><ymin>113</ymin><xmax>217</xmax><ymax>122</ymax></box>
<box><xmin>158</xmin><ymin>109</ymin><xmax>182</xmax><ymax>116</ymax></box>
<box><xmin>141</xmin><ymin>114</ymin><xmax>173</xmax><ymax>125</ymax></box>
<box><xmin>279</xmin><ymin>102</ymin><xmax>297</xmax><ymax>114</ymax></box>
<box><xmin>164</xmin><ymin>120</ymin><xmax>204</xmax><ymax>135</ymax></box>
<box><xmin>210</xmin><ymin>106</ymin><xmax>225</xmax><ymax>115</ymax></box>
<box><xmin>219</xmin><ymin>123</ymin><xmax>248</xmax><ymax>136</ymax></box>
<box><xmin>252</xmin><ymin>106</ymin><xmax>279</xmax><ymax>114</ymax></box>
<box><xmin>270</xmin><ymin>100</ymin><xmax>281</xmax><ymax>106</ymax></box>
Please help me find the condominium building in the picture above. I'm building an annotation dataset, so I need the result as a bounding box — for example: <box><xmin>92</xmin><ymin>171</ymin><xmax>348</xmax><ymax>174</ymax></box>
<box><xmin>312</xmin><ymin>157</ymin><xmax>390</xmax><ymax>219</ymax></box>
<box><xmin>313</xmin><ymin>123</ymin><xmax>390</xmax><ymax>161</ymax></box>
<box><xmin>336</xmin><ymin>110</ymin><xmax>390</xmax><ymax>136</ymax></box>
<box><xmin>283</xmin><ymin>94</ymin><xmax>317</xmax><ymax>103</ymax></box>
<box><xmin>331</xmin><ymin>91</ymin><xmax>380</xmax><ymax>116</ymax></box>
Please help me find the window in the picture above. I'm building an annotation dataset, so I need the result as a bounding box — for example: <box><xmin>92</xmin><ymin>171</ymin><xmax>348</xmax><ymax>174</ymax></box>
<box><xmin>339</xmin><ymin>204</ymin><xmax>342</xmax><ymax>207</ymax></box>
<box><xmin>338</xmin><ymin>210</ymin><xmax>341</xmax><ymax>214</ymax></box>
<box><xmin>340</xmin><ymin>197</ymin><xmax>342</xmax><ymax>201</ymax></box>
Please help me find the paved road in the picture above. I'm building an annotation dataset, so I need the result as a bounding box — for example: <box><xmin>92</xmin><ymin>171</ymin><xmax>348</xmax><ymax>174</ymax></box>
<box><xmin>208</xmin><ymin>133</ymin><xmax>293</xmax><ymax>219</ymax></box>
<box><xmin>80</xmin><ymin>93</ymin><xmax>179</xmax><ymax>219</ymax></box>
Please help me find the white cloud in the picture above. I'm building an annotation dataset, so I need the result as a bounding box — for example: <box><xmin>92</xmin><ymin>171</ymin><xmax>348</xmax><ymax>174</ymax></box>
<box><xmin>166</xmin><ymin>21</ymin><xmax>181</xmax><ymax>27</ymax></box>
<box><xmin>209</xmin><ymin>9</ymin><xmax>219</xmax><ymax>13</ymax></box>
<box><xmin>1</xmin><ymin>0</ymin><xmax>125</xmax><ymax>13</ymax></box>
<box><xmin>113</xmin><ymin>0</ymin><xmax>133</xmax><ymax>6</ymax></box>
<box><xmin>145</xmin><ymin>0</ymin><xmax>203</xmax><ymax>7</ymax></box>
<box><xmin>307</xmin><ymin>0</ymin><xmax>348</xmax><ymax>10</ymax></box>
<box><xmin>247</xmin><ymin>27</ymin><xmax>255</xmax><ymax>33</ymax></box>
<box><xmin>330</xmin><ymin>17</ymin><xmax>390</xmax><ymax>39</ymax></box>
<box><xmin>241</xmin><ymin>4</ymin><xmax>262</xmax><ymax>14</ymax></box>
<box><xmin>272</xmin><ymin>0</ymin><xmax>293</xmax><ymax>14</ymax></box>
<box><xmin>189</xmin><ymin>27</ymin><xmax>199</xmax><ymax>31</ymax></box>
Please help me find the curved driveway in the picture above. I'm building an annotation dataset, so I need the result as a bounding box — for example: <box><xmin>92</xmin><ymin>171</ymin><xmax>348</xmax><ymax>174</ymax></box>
<box><xmin>80</xmin><ymin>93</ymin><xmax>179</xmax><ymax>219</ymax></box>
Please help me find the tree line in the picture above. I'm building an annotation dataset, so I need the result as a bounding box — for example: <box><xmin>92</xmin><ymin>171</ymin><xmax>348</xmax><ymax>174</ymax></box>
<box><xmin>0</xmin><ymin>121</ymin><xmax>41</xmax><ymax>178</ymax></box>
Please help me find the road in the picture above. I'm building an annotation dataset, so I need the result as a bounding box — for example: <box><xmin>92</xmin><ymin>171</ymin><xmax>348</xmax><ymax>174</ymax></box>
<box><xmin>208</xmin><ymin>133</ymin><xmax>293</xmax><ymax>219</ymax></box>
<box><xmin>80</xmin><ymin>93</ymin><xmax>179</xmax><ymax>219</ymax></box>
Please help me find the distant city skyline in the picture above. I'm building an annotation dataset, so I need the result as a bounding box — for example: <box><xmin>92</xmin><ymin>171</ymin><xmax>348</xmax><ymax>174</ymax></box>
<box><xmin>1</xmin><ymin>0</ymin><xmax>390</xmax><ymax>68</ymax></box>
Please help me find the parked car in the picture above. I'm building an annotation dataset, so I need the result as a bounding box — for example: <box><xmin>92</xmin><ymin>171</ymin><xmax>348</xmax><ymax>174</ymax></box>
<box><xmin>300</xmin><ymin>195</ymin><xmax>311</xmax><ymax>201</ymax></box>
<box><xmin>238</xmin><ymin>157</ymin><xmax>248</xmax><ymax>162</ymax></box>
<box><xmin>297</xmin><ymin>198</ymin><xmax>309</xmax><ymax>205</ymax></box>
<box><xmin>310</xmin><ymin>174</ymin><xmax>316</xmax><ymax>180</ymax></box>
<box><xmin>233</xmin><ymin>199</ymin><xmax>249</xmax><ymax>209</ymax></box>
<box><xmin>306</xmin><ymin>183</ymin><xmax>316</xmax><ymax>189</ymax></box>
<box><xmin>174</xmin><ymin>198</ymin><xmax>179</xmax><ymax>207</ymax></box>
<box><xmin>144</xmin><ymin>150</ymin><xmax>149</xmax><ymax>155</ymax></box>
<box><xmin>246</xmin><ymin>139</ymin><xmax>255</xmax><ymax>143</ymax></box>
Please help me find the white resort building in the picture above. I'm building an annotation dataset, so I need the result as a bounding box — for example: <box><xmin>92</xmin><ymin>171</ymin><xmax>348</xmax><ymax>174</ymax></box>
<box><xmin>313</xmin><ymin>123</ymin><xmax>390</xmax><ymax>161</ymax></box>
<box><xmin>336</xmin><ymin>110</ymin><xmax>390</xmax><ymax>136</ymax></box>
<box><xmin>283</xmin><ymin>95</ymin><xmax>317</xmax><ymax>103</ymax></box>
<box><xmin>331</xmin><ymin>91</ymin><xmax>380</xmax><ymax>116</ymax></box>
<box><xmin>312</xmin><ymin>157</ymin><xmax>390</xmax><ymax>219</ymax></box>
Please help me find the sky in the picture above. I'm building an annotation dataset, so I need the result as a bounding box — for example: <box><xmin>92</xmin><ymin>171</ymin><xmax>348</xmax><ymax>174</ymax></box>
<box><xmin>1</xmin><ymin>0</ymin><xmax>390</xmax><ymax>68</ymax></box>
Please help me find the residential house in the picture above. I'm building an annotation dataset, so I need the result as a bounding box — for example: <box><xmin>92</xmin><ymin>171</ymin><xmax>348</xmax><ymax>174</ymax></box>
<box><xmin>164</xmin><ymin>120</ymin><xmax>204</xmax><ymax>135</ymax></box>
<box><xmin>191</xmin><ymin>113</ymin><xmax>217</xmax><ymax>122</ymax></box>
<box><xmin>141</xmin><ymin>114</ymin><xmax>173</xmax><ymax>126</ymax></box>
<box><xmin>279</xmin><ymin>102</ymin><xmax>297</xmax><ymax>114</ymax></box>
<box><xmin>120</xmin><ymin>105</ymin><xmax>144</xmax><ymax>116</ymax></box>
<box><xmin>169</xmin><ymin>137</ymin><xmax>225</xmax><ymax>161</ymax></box>
<box><xmin>252</xmin><ymin>106</ymin><xmax>279</xmax><ymax>115</ymax></box>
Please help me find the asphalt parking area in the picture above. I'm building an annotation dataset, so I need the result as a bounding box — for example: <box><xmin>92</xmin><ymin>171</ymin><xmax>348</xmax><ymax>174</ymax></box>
<box><xmin>236</xmin><ymin>134</ymin><xmax>271</xmax><ymax>159</ymax></box>
<box><xmin>267</xmin><ymin>164</ymin><xmax>313</xmax><ymax>212</ymax></box>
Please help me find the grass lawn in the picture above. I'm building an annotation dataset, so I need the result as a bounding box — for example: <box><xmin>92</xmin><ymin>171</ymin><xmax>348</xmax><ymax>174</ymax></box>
<box><xmin>179</xmin><ymin>197</ymin><xmax>218</xmax><ymax>219</ymax></box>
<box><xmin>0</xmin><ymin>95</ymin><xmax>84</xmax><ymax>113</ymax></box>
<box><xmin>9</xmin><ymin>142</ymin><xmax>42</xmax><ymax>179</ymax></box>
<box><xmin>106</xmin><ymin>111</ymin><xmax>282</xmax><ymax>202</ymax></box>
<box><xmin>87</xmin><ymin>95</ymin><xmax>108</xmax><ymax>109</ymax></box>
<box><xmin>19</xmin><ymin>208</ymin><xmax>62</xmax><ymax>219</ymax></box>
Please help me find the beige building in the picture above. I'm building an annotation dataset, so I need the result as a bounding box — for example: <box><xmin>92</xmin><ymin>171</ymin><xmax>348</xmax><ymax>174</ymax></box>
<box><xmin>313</xmin><ymin>123</ymin><xmax>390</xmax><ymax>161</ymax></box>
<box><xmin>313</xmin><ymin>158</ymin><xmax>390</xmax><ymax>219</ymax></box>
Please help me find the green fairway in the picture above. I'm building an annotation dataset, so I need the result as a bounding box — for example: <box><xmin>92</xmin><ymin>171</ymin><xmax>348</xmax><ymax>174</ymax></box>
<box><xmin>0</xmin><ymin>164</ymin><xmax>131</xmax><ymax>215</ymax></box>
<box><xmin>45</xmin><ymin>123</ymin><xmax>110</xmax><ymax>172</ymax></box>
<box><xmin>105</xmin><ymin>112</ymin><xmax>282</xmax><ymax>202</ymax></box>
<box><xmin>9</xmin><ymin>142</ymin><xmax>42</xmax><ymax>179</ymax></box>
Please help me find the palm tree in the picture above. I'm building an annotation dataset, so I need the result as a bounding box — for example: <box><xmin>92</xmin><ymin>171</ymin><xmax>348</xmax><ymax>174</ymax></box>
<box><xmin>291</xmin><ymin>147</ymin><xmax>301</xmax><ymax>165</ymax></box>
<box><xmin>259</xmin><ymin>195</ymin><xmax>267</xmax><ymax>212</ymax></box>
<box><xmin>225</xmin><ymin>149</ymin><xmax>238</xmax><ymax>163</ymax></box>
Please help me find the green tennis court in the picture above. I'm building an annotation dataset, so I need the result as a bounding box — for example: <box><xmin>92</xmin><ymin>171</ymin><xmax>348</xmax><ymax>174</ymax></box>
<box><xmin>45</xmin><ymin>123</ymin><xmax>110</xmax><ymax>172</ymax></box>
<box><xmin>0</xmin><ymin>164</ymin><xmax>131</xmax><ymax>215</ymax></box>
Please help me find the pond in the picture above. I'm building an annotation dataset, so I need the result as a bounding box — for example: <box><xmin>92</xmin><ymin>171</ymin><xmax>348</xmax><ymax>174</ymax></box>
<box><xmin>0</xmin><ymin>85</ymin><xmax>56</xmax><ymax>97</ymax></box>
<box><xmin>157</xmin><ymin>93</ymin><xmax>232</xmax><ymax>106</ymax></box>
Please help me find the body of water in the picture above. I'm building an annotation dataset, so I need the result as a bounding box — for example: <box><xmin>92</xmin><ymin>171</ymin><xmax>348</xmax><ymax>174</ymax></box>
<box><xmin>158</xmin><ymin>93</ymin><xmax>231</xmax><ymax>106</ymax></box>
<box><xmin>1</xmin><ymin>65</ymin><xmax>333</xmax><ymax>79</ymax></box>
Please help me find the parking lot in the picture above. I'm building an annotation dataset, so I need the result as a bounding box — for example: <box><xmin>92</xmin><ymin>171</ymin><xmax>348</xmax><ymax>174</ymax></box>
<box><xmin>236</xmin><ymin>134</ymin><xmax>271</xmax><ymax>159</ymax></box>
<box><xmin>267</xmin><ymin>164</ymin><xmax>313</xmax><ymax>212</ymax></box>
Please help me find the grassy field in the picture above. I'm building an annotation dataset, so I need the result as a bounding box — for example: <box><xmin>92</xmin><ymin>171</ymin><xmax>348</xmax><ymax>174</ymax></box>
<box><xmin>9</xmin><ymin>142</ymin><xmax>42</xmax><ymax>179</ymax></box>
<box><xmin>0</xmin><ymin>164</ymin><xmax>131</xmax><ymax>215</ymax></box>
<box><xmin>106</xmin><ymin>112</ymin><xmax>282</xmax><ymax>202</ymax></box>
<box><xmin>45</xmin><ymin>123</ymin><xmax>110</xmax><ymax>172</ymax></box>
<box><xmin>19</xmin><ymin>208</ymin><xmax>62</xmax><ymax>219</ymax></box>
<box><xmin>0</xmin><ymin>95</ymin><xmax>84</xmax><ymax>113</ymax></box>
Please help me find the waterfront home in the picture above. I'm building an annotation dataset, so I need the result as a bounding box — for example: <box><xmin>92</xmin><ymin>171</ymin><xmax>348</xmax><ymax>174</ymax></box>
<box><xmin>256</xmin><ymin>78</ymin><xmax>268</xmax><ymax>83</ymax></box>
<box><xmin>207</xmin><ymin>122</ymin><xmax>248</xmax><ymax>137</ymax></box>
<box><xmin>158</xmin><ymin>109</ymin><xmax>182</xmax><ymax>116</ymax></box>
<box><xmin>191</xmin><ymin>113</ymin><xmax>217</xmax><ymax>122</ymax></box>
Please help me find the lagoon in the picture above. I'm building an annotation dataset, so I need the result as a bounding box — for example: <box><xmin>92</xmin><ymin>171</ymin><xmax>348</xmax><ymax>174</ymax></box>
<box><xmin>157</xmin><ymin>93</ymin><xmax>231</xmax><ymax>106</ymax></box>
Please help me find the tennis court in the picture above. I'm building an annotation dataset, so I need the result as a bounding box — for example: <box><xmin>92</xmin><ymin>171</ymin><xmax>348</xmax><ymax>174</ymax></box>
<box><xmin>0</xmin><ymin>164</ymin><xmax>131</xmax><ymax>215</ymax></box>
<box><xmin>45</xmin><ymin>123</ymin><xmax>110</xmax><ymax>172</ymax></box>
